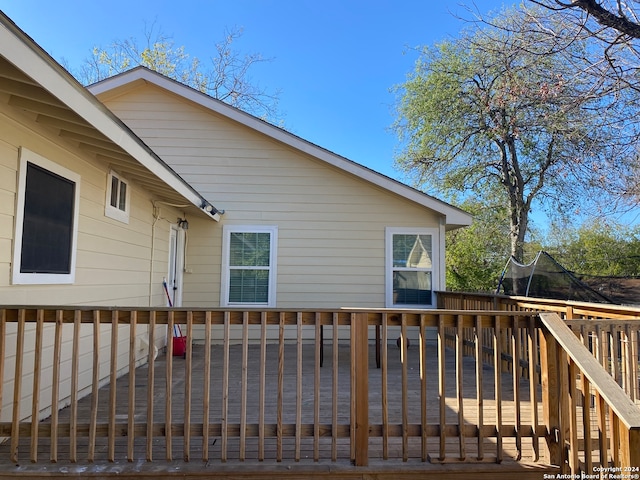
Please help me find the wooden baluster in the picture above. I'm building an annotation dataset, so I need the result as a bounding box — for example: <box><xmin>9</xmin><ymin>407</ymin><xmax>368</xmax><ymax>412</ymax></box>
<box><xmin>128</xmin><ymin>311</ymin><xmax>137</xmax><ymax>462</ymax></box>
<box><xmin>456</xmin><ymin>314</ymin><xmax>466</xmax><ymax>461</ymax></box>
<box><xmin>202</xmin><ymin>311</ymin><xmax>212</xmax><ymax>462</ymax></box>
<box><xmin>540</xmin><ymin>325</ymin><xmax>562</xmax><ymax>467</ymax></box>
<box><xmin>511</xmin><ymin>316</ymin><xmax>522</xmax><ymax>460</ymax></box>
<box><xmin>494</xmin><ymin>316</ymin><xmax>503</xmax><ymax>463</ymax></box>
<box><xmin>146</xmin><ymin>311</ymin><xmax>156</xmax><ymax>462</ymax></box>
<box><xmin>611</xmin><ymin>325</ymin><xmax>620</xmax><ymax>385</ymax></box>
<box><xmin>620</xmin><ymin>423</ymin><xmax>640</xmax><ymax>469</ymax></box>
<box><xmin>239</xmin><ymin>311</ymin><xmax>248</xmax><ymax>461</ymax></box>
<box><xmin>221</xmin><ymin>312</ymin><xmax>229</xmax><ymax>462</ymax></box>
<box><xmin>568</xmin><ymin>360</ymin><xmax>579</xmax><ymax>473</ymax></box>
<box><xmin>381</xmin><ymin>313</ymin><xmax>389</xmax><ymax>460</ymax></box>
<box><xmin>166</xmin><ymin>311</ymin><xmax>174</xmax><ymax>461</ymax></box>
<box><xmin>610</xmin><ymin>409</ymin><xmax>620</xmax><ymax>466</ymax></box>
<box><xmin>184</xmin><ymin>311</ymin><xmax>193</xmax><ymax>461</ymax></box>
<box><xmin>420</xmin><ymin>313</ymin><xmax>428</xmax><ymax>462</ymax></box>
<box><xmin>353</xmin><ymin>312</ymin><xmax>369</xmax><ymax>467</ymax></box>
<box><xmin>88</xmin><ymin>310</ymin><xmax>100</xmax><ymax>463</ymax></box>
<box><xmin>109</xmin><ymin>310</ymin><xmax>119</xmax><ymax>462</ymax></box>
<box><xmin>332</xmin><ymin>312</ymin><xmax>339</xmax><ymax>462</ymax></box>
<box><xmin>295</xmin><ymin>312</ymin><xmax>302</xmax><ymax>462</ymax></box>
<box><xmin>438</xmin><ymin>318</ymin><xmax>446</xmax><ymax>461</ymax></box>
<box><xmin>631</xmin><ymin>327</ymin><xmax>639</xmax><ymax>402</ymax></box>
<box><xmin>558</xmin><ymin>349</ymin><xmax>569</xmax><ymax>473</ymax></box>
<box><xmin>30</xmin><ymin>309</ymin><xmax>44</xmax><ymax>463</ymax></box>
<box><xmin>10</xmin><ymin>309</ymin><xmax>25</xmax><ymax>464</ymax></box>
<box><xmin>527</xmin><ymin>316</ymin><xmax>539</xmax><ymax>461</ymax></box>
<box><xmin>401</xmin><ymin>314</ymin><xmax>409</xmax><ymax>462</ymax></box>
<box><xmin>49</xmin><ymin>312</ymin><xmax>61</xmax><ymax>462</ymax></box>
<box><xmin>596</xmin><ymin>392</ymin><xmax>608</xmax><ymax>467</ymax></box>
<box><xmin>277</xmin><ymin>312</ymin><xmax>284</xmax><ymax>462</ymax></box>
<box><xmin>350</xmin><ymin>313</ymin><xmax>356</xmax><ymax>462</ymax></box>
<box><xmin>258</xmin><ymin>311</ymin><xmax>266</xmax><ymax>462</ymax></box>
<box><xmin>70</xmin><ymin>310</ymin><xmax>81</xmax><ymax>463</ymax></box>
<box><xmin>314</xmin><ymin>312</ymin><xmax>321</xmax><ymax>462</ymax></box>
<box><xmin>581</xmin><ymin>374</ymin><xmax>593</xmax><ymax>473</ymax></box>
<box><xmin>476</xmin><ymin>315</ymin><xmax>485</xmax><ymax>461</ymax></box>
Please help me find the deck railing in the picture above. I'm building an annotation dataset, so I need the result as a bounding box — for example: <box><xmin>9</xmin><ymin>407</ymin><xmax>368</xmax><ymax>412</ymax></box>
<box><xmin>438</xmin><ymin>291</ymin><xmax>640</xmax><ymax>401</ymax></box>
<box><xmin>539</xmin><ymin>312</ymin><xmax>640</xmax><ymax>472</ymax></box>
<box><xmin>0</xmin><ymin>303</ymin><xmax>639</xmax><ymax>474</ymax></box>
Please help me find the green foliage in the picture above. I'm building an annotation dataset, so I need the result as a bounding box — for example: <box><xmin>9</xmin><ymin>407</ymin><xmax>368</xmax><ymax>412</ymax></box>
<box><xmin>545</xmin><ymin>220</ymin><xmax>640</xmax><ymax>277</ymax></box>
<box><xmin>445</xmin><ymin>199</ymin><xmax>511</xmax><ymax>292</ymax></box>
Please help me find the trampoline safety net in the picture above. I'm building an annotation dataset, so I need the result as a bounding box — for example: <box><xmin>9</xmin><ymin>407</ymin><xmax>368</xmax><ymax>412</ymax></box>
<box><xmin>496</xmin><ymin>251</ymin><xmax>615</xmax><ymax>304</ymax></box>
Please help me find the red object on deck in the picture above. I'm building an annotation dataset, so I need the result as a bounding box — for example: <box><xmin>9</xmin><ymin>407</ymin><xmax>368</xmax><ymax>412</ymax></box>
<box><xmin>172</xmin><ymin>336</ymin><xmax>187</xmax><ymax>357</ymax></box>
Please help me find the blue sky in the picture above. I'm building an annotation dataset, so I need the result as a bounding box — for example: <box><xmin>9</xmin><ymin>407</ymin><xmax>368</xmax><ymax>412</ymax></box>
<box><xmin>0</xmin><ymin>0</ymin><xmax>512</xmax><ymax>182</ymax></box>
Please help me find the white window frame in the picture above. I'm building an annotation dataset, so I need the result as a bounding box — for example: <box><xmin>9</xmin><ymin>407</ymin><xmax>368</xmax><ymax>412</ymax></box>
<box><xmin>385</xmin><ymin>227</ymin><xmax>439</xmax><ymax>308</ymax></box>
<box><xmin>12</xmin><ymin>148</ymin><xmax>81</xmax><ymax>285</ymax></box>
<box><xmin>105</xmin><ymin>170</ymin><xmax>130</xmax><ymax>223</ymax></box>
<box><xmin>221</xmin><ymin>225</ymin><xmax>278</xmax><ymax>307</ymax></box>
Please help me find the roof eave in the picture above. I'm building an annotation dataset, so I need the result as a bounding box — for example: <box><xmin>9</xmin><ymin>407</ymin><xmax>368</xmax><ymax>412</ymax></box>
<box><xmin>0</xmin><ymin>13</ymin><xmax>221</xmax><ymax>222</ymax></box>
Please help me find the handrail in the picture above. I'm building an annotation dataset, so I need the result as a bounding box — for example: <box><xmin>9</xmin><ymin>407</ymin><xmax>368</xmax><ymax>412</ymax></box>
<box><xmin>437</xmin><ymin>291</ymin><xmax>640</xmax><ymax>319</ymax></box>
<box><xmin>539</xmin><ymin>312</ymin><xmax>640</xmax><ymax>471</ymax></box>
<box><xmin>539</xmin><ymin>313</ymin><xmax>640</xmax><ymax>430</ymax></box>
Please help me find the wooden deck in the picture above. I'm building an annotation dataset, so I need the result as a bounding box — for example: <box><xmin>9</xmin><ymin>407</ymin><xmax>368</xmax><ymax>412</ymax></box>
<box><xmin>0</xmin><ymin>339</ymin><xmax>554</xmax><ymax>478</ymax></box>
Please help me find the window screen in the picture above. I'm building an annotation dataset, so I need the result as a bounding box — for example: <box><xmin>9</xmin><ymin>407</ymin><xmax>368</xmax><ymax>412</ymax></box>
<box><xmin>20</xmin><ymin>162</ymin><xmax>75</xmax><ymax>274</ymax></box>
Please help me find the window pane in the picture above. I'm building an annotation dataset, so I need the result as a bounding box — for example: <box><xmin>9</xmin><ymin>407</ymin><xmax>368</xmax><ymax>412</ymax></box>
<box><xmin>229</xmin><ymin>269</ymin><xmax>269</xmax><ymax>303</ymax></box>
<box><xmin>393</xmin><ymin>234</ymin><xmax>432</xmax><ymax>268</ymax></box>
<box><xmin>110</xmin><ymin>175</ymin><xmax>119</xmax><ymax>208</ymax></box>
<box><xmin>21</xmin><ymin>162</ymin><xmax>75</xmax><ymax>274</ymax></box>
<box><xmin>393</xmin><ymin>271</ymin><xmax>432</xmax><ymax>305</ymax></box>
<box><xmin>230</xmin><ymin>232</ymin><xmax>270</xmax><ymax>266</ymax></box>
<box><xmin>118</xmin><ymin>181</ymin><xmax>127</xmax><ymax>211</ymax></box>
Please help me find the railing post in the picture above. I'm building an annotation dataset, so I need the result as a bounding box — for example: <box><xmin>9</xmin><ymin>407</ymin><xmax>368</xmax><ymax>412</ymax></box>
<box><xmin>539</xmin><ymin>326</ymin><xmax>563</xmax><ymax>467</ymax></box>
<box><xmin>352</xmin><ymin>312</ymin><xmax>369</xmax><ymax>466</ymax></box>
<box><xmin>621</xmin><ymin>425</ymin><xmax>640</xmax><ymax>469</ymax></box>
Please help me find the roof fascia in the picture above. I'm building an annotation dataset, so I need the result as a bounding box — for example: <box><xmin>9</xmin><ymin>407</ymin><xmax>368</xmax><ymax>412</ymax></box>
<box><xmin>0</xmin><ymin>14</ymin><xmax>220</xmax><ymax>221</ymax></box>
<box><xmin>90</xmin><ymin>67</ymin><xmax>472</xmax><ymax>228</ymax></box>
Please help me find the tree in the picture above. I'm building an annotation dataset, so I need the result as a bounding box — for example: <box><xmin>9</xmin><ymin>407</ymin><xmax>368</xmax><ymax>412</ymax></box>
<box><xmin>393</xmin><ymin>6</ymin><xmax>639</xmax><ymax>262</ymax></box>
<box><xmin>445</xmin><ymin>198</ymin><xmax>512</xmax><ymax>291</ymax></box>
<box><xmin>75</xmin><ymin>24</ymin><xmax>281</xmax><ymax>122</ymax></box>
<box><xmin>545</xmin><ymin>219</ymin><xmax>640</xmax><ymax>276</ymax></box>
<box><xmin>529</xmin><ymin>0</ymin><xmax>640</xmax><ymax>39</ymax></box>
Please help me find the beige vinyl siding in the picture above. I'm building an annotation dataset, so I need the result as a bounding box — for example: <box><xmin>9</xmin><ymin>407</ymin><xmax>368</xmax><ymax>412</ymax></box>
<box><xmin>0</xmin><ymin>102</ymin><xmax>175</xmax><ymax>424</ymax></box>
<box><xmin>0</xmin><ymin>101</ymin><xmax>176</xmax><ymax>306</ymax></box>
<box><xmin>102</xmin><ymin>84</ymin><xmax>443</xmax><ymax>310</ymax></box>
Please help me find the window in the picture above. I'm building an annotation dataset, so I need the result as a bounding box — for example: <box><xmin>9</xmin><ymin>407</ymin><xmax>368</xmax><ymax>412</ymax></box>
<box><xmin>105</xmin><ymin>170</ymin><xmax>130</xmax><ymax>223</ymax></box>
<box><xmin>386</xmin><ymin>228</ymin><xmax>439</xmax><ymax>308</ymax></box>
<box><xmin>221</xmin><ymin>226</ymin><xmax>278</xmax><ymax>306</ymax></box>
<box><xmin>12</xmin><ymin>148</ymin><xmax>80</xmax><ymax>284</ymax></box>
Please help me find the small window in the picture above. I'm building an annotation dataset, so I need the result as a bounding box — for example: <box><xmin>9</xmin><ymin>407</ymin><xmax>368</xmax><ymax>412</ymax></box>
<box><xmin>105</xmin><ymin>170</ymin><xmax>130</xmax><ymax>223</ymax></box>
<box><xmin>12</xmin><ymin>148</ymin><xmax>80</xmax><ymax>284</ymax></box>
<box><xmin>221</xmin><ymin>225</ymin><xmax>278</xmax><ymax>306</ymax></box>
<box><xmin>386</xmin><ymin>227</ymin><xmax>439</xmax><ymax>308</ymax></box>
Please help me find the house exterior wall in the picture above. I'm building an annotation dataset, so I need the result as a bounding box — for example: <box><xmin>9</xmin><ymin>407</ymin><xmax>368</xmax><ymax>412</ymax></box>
<box><xmin>100</xmin><ymin>84</ymin><xmax>446</xmax><ymax>312</ymax></box>
<box><xmin>0</xmin><ymin>101</ymin><xmax>175</xmax><ymax>423</ymax></box>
